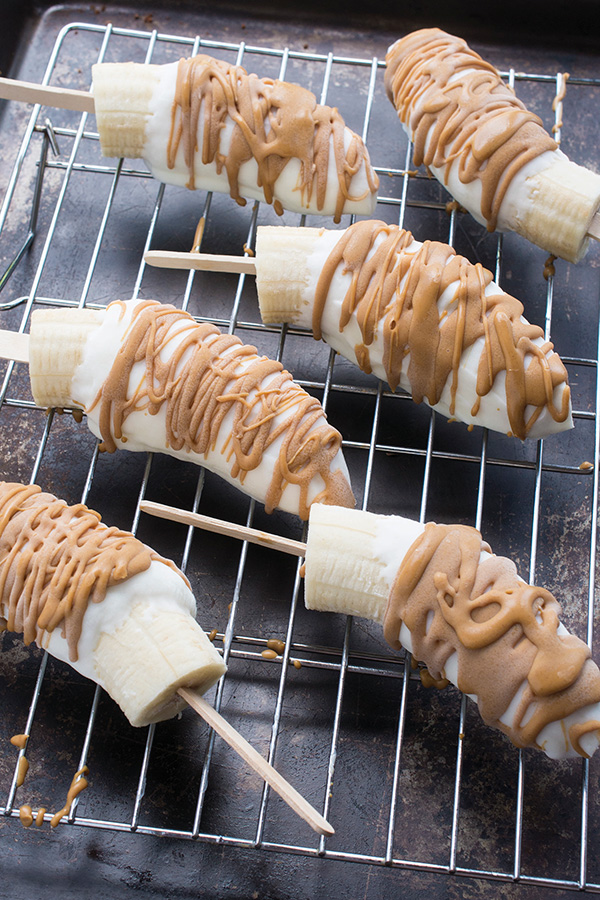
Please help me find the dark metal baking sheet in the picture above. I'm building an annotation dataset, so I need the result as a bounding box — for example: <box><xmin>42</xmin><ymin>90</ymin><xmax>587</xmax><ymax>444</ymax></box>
<box><xmin>1</xmin><ymin>4</ymin><xmax>600</xmax><ymax>899</ymax></box>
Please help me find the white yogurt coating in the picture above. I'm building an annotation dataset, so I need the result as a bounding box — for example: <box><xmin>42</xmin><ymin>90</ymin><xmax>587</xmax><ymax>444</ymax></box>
<box><xmin>392</xmin><ymin>77</ymin><xmax>600</xmax><ymax>263</ymax></box>
<box><xmin>294</xmin><ymin>228</ymin><xmax>572</xmax><ymax>438</ymax></box>
<box><xmin>366</xmin><ymin>515</ymin><xmax>600</xmax><ymax>759</ymax></box>
<box><xmin>143</xmin><ymin>61</ymin><xmax>377</xmax><ymax>218</ymax></box>
<box><xmin>70</xmin><ymin>299</ymin><xmax>350</xmax><ymax>517</ymax></box>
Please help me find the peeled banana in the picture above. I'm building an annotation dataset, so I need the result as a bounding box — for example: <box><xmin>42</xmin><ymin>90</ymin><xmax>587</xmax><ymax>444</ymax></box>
<box><xmin>0</xmin><ymin>481</ymin><xmax>226</xmax><ymax>727</ymax></box>
<box><xmin>28</xmin><ymin>298</ymin><xmax>355</xmax><ymax>520</ymax></box>
<box><xmin>255</xmin><ymin>220</ymin><xmax>572</xmax><ymax>440</ymax></box>
<box><xmin>92</xmin><ymin>54</ymin><xmax>379</xmax><ymax>221</ymax></box>
<box><xmin>304</xmin><ymin>503</ymin><xmax>600</xmax><ymax>760</ymax></box>
<box><xmin>384</xmin><ymin>28</ymin><xmax>600</xmax><ymax>263</ymax></box>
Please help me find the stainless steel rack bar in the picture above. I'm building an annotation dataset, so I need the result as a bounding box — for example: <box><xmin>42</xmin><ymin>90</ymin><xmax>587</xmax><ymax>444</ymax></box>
<box><xmin>1</xmin><ymin>18</ymin><xmax>599</xmax><ymax>895</ymax></box>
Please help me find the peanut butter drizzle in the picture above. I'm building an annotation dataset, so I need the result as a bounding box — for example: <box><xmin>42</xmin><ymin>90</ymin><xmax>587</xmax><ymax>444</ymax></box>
<box><xmin>313</xmin><ymin>220</ymin><xmax>569</xmax><ymax>439</ymax></box>
<box><xmin>383</xmin><ymin>523</ymin><xmax>600</xmax><ymax>754</ymax></box>
<box><xmin>18</xmin><ymin>805</ymin><xmax>46</xmax><ymax>828</ymax></box>
<box><xmin>167</xmin><ymin>54</ymin><xmax>378</xmax><ymax>222</ymax></box>
<box><xmin>19</xmin><ymin>805</ymin><xmax>33</xmax><ymax>828</ymax></box>
<box><xmin>384</xmin><ymin>29</ymin><xmax>558</xmax><ymax>232</ymax></box>
<box><xmin>89</xmin><ymin>300</ymin><xmax>353</xmax><ymax>519</ymax></box>
<box><xmin>16</xmin><ymin>755</ymin><xmax>29</xmax><ymax>787</ymax></box>
<box><xmin>50</xmin><ymin>766</ymin><xmax>89</xmax><ymax>827</ymax></box>
<box><xmin>0</xmin><ymin>482</ymin><xmax>158</xmax><ymax>662</ymax></box>
<box><xmin>551</xmin><ymin>73</ymin><xmax>570</xmax><ymax>140</ymax></box>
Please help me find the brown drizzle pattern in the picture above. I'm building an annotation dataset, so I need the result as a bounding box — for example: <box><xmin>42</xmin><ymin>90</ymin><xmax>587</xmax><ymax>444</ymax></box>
<box><xmin>313</xmin><ymin>220</ymin><xmax>569</xmax><ymax>439</ymax></box>
<box><xmin>167</xmin><ymin>54</ymin><xmax>378</xmax><ymax>222</ymax></box>
<box><xmin>88</xmin><ymin>301</ymin><xmax>354</xmax><ymax>519</ymax></box>
<box><xmin>384</xmin><ymin>29</ymin><xmax>558</xmax><ymax>232</ymax></box>
<box><xmin>383</xmin><ymin>522</ymin><xmax>600</xmax><ymax>755</ymax></box>
<box><xmin>0</xmin><ymin>482</ymin><xmax>158</xmax><ymax>662</ymax></box>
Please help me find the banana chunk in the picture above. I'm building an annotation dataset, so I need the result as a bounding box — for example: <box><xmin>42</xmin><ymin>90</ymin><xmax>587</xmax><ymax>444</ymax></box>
<box><xmin>92</xmin><ymin>56</ymin><xmax>379</xmax><ymax>222</ymax></box>
<box><xmin>0</xmin><ymin>482</ymin><xmax>226</xmax><ymax>727</ymax></box>
<box><xmin>384</xmin><ymin>29</ymin><xmax>600</xmax><ymax>263</ymax></box>
<box><xmin>28</xmin><ymin>299</ymin><xmax>354</xmax><ymax>520</ymax></box>
<box><xmin>305</xmin><ymin>503</ymin><xmax>600</xmax><ymax>760</ymax></box>
<box><xmin>255</xmin><ymin>220</ymin><xmax>572</xmax><ymax>440</ymax></box>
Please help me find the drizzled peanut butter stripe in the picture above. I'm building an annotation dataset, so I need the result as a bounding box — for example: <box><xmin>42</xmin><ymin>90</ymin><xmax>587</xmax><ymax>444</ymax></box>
<box><xmin>168</xmin><ymin>54</ymin><xmax>379</xmax><ymax>222</ymax></box>
<box><xmin>384</xmin><ymin>29</ymin><xmax>558</xmax><ymax>233</ymax></box>
<box><xmin>383</xmin><ymin>522</ymin><xmax>600</xmax><ymax>754</ymax></box>
<box><xmin>313</xmin><ymin>220</ymin><xmax>570</xmax><ymax>440</ymax></box>
<box><xmin>89</xmin><ymin>300</ymin><xmax>354</xmax><ymax>519</ymax></box>
<box><xmin>0</xmin><ymin>482</ymin><xmax>160</xmax><ymax>661</ymax></box>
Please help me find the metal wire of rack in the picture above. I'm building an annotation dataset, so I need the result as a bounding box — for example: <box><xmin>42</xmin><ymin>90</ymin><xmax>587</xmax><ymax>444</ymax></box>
<box><xmin>1</xmin><ymin>18</ymin><xmax>600</xmax><ymax>895</ymax></box>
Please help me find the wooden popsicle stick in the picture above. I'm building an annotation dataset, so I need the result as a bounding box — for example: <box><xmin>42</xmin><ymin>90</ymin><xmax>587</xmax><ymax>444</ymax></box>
<box><xmin>587</xmin><ymin>211</ymin><xmax>600</xmax><ymax>242</ymax></box>
<box><xmin>0</xmin><ymin>330</ymin><xmax>30</xmax><ymax>364</ymax></box>
<box><xmin>140</xmin><ymin>500</ymin><xmax>306</xmax><ymax>557</ymax></box>
<box><xmin>179</xmin><ymin>687</ymin><xmax>333</xmax><ymax>835</ymax></box>
<box><xmin>144</xmin><ymin>249</ymin><xmax>256</xmax><ymax>275</ymax></box>
<box><xmin>0</xmin><ymin>76</ymin><xmax>95</xmax><ymax>114</ymax></box>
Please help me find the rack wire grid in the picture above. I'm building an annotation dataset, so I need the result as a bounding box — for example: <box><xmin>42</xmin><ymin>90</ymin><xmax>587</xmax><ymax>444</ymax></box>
<box><xmin>1</xmin><ymin>18</ymin><xmax>600</xmax><ymax>895</ymax></box>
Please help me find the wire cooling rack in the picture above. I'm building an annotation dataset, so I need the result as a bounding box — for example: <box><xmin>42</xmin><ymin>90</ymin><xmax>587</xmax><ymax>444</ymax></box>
<box><xmin>1</xmin><ymin>18</ymin><xmax>600</xmax><ymax>894</ymax></box>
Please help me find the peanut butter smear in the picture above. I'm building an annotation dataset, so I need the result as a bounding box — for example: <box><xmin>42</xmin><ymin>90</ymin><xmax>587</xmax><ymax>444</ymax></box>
<box><xmin>313</xmin><ymin>220</ymin><xmax>569</xmax><ymax>440</ymax></box>
<box><xmin>384</xmin><ymin>29</ymin><xmax>558</xmax><ymax>232</ymax></box>
<box><xmin>383</xmin><ymin>523</ymin><xmax>600</xmax><ymax>754</ymax></box>
<box><xmin>0</xmin><ymin>482</ymin><xmax>158</xmax><ymax>662</ymax></box>
<box><xmin>89</xmin><ymin>301</ymin><xmax>354</xmax><ymax>519</ymax></box>
<box><xmin>167</xmin><ymin>54</ymin><xmax>378</xmax><ymax>222</ymax></box>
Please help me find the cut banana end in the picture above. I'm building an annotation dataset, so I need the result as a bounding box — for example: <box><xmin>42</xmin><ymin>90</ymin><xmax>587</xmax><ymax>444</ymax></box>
<box><xmin>92</xmin><ymin>62</ymin><xmax>161</xmax><ymax>159</ymax></box>
<box><xmin>93</xmin><ymin>602</ymin><xmax>226</xmax><ymax>728</ymax></box>
<box><xmin>304</xmin><ymin>504</ymin><xmax>423</xmax><ymax>624</ymax></box>
<box><xmin>519</xmin><ymin>157</ymin><xmax>600</xmax><ymax>264</ymax></box>
<box><xmin>29</xmin><ymin>307</ymin><xmax>103</xmax><ymax>409</ymax></box>
<box><xmin>255</xmin><ymin>226</ymin><xmax>323</xmax><ymax>324</ymax></box>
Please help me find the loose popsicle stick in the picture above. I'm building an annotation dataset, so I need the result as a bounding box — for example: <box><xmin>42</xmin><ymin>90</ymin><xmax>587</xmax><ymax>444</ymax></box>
<box><xmin>0</xmin><ymin>330</ymin><xmax>30</xmax><ymax>364</ymax></box>
<box><xmin>144</xmin><ymin>250</ymin><xmax>256</xmax><ymax>274</ymax></box>
<box><xmin>0</xmin><ymin>77</ymin><xmax>95</xmax><ymax>113</ymax></box>
<box><xmin>140</xmin><ymin>500</ymin><xmax>306</xmax><ymax>557</ymax></box>
<box><xmin>179</xmin><ymin>687</ymin><xmax>333</xmax><ymax>835</ymax></box>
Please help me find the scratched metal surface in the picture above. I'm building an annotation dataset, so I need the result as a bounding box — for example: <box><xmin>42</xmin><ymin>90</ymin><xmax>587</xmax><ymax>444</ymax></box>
<box><xmin>0</xmin><ymin>4</ymin><xmax>600</xmax><ymax>899</ymax></box>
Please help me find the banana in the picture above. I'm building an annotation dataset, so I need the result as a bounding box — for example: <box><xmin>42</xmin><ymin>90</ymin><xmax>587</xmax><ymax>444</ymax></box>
<box><xmin>303</xmin><ymin>502</ymin><xmax>422</xmax><ymax>623</ymax></box>
<box><xmin>91</xmin><ymin>55</ymin><xmax>379</xmax><ymax>222</ymax></box>
<box><xmin>255</xmin><ymin>220</ymin><xmax>572</xmax><ymax>441</ymax></box>
<box><xmin>28</xmin><ymin>307</ymin><xmax>103</xmax><ymax>410</ymax></box>
<box><xmin>93</xmin><ymin>596</ymin><xmax>226</xmax><ymax>728</ymax></box>
<box><xmin>304</xmin><ymin>503</ymin><xmax>600</xmax><ymax>760</ymax></box>
<box><xmin>0</xmin><ymin>482</ymin><xmax>226</xmax><ymax>728</ymax></box>
<box><xmin>92</xmin><ymin>62</ymin><xmax>160</xmax><ymax>159</ymax></box>
<box><xmin>255</xmin><ymin>226</ymin><xmax>324</xmax><ymax>325</ymax></box>
<box><xmin>384</xmin><ymin>29</ymin><xmax>600</xmax><ymax>263</ymax></box>
<box><xmin>28</xmin><ymin>299</ymin><xmax>354</xmax><ymax>520</ymax></box>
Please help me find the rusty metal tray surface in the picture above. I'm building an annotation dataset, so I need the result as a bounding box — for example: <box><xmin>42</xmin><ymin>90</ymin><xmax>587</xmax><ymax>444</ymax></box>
<box><xmin>1</xmin><ymin>5</ymin><xmax>600</xmax><ymax>899</ymax></box>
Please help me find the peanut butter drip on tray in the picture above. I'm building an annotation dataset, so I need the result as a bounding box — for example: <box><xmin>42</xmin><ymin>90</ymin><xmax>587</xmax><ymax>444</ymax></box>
<box><xmin>313</xmin><ymin>220</ymin><xmax>570</xmax><ymax>439</ymax></box>
<box><xmin>167</xmin><ymin>54</ymin><xmax>378</xmax><ymax>222</ymax></box>
<box><xmin>384</xmin><ymin>29</ymin><xmax>558</xmax><ymax>231</ymax></box>
<box><xmin>382</xmin><ymin>523</ymin><xmax>600</xmax><ymax>754</ymax></box>
<box><xmin>89</xmin><ymin>301</ymin><xmax>353</xmax><ymax>519</ymax></box>
<box><xmin>0</xmin><ymin>482</ymin><xmax>157</xmax><ymax>662</ymax></box>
